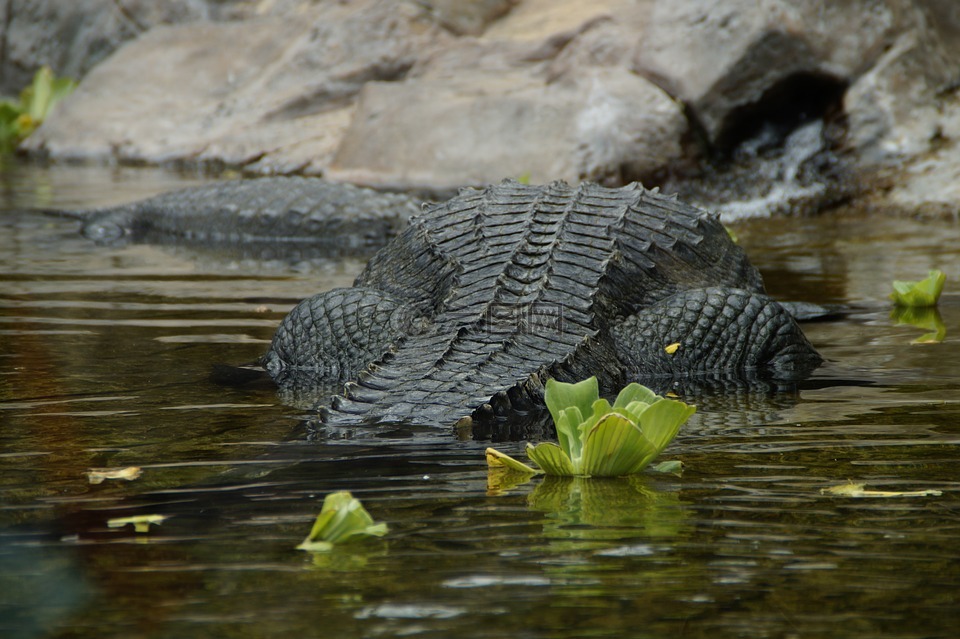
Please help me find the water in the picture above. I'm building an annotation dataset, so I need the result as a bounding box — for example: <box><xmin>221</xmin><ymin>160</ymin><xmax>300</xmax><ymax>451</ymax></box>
<box><xmin>2</xmin><ymin>161</ymin><xmax>960</xmax><ymax>638</ymax></box>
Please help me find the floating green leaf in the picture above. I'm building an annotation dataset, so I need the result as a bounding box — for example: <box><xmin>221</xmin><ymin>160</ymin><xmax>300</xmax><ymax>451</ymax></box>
<box><xmin>890</xmin><ymin>270</ymin><xmax>945</xmax><ymax>307</ymax></box>
<box><xmin>487</xmin><ymin>377</ymin><xmax>695</xmax><ymax>478</ymax></box>
<box><xmin>297</xmin><ymin>491</ymin><xmax>388</xmax><ymax>552</ymax></box>
<box><xmin>485</xmin><ymin>447</ymin><xmax>538</xmax><ymax>475</ymax></box>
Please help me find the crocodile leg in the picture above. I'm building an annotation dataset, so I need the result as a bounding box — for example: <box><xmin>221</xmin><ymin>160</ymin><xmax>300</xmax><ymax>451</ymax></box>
<box><xmin>612</xmin><ymin>287</ymin><xmax>822</xmax><ymax>380</ymax></box>
<box><xmin>261</xmin><ymin>287</ymin><xmax>425</xmax><ymax>386</ymax></box>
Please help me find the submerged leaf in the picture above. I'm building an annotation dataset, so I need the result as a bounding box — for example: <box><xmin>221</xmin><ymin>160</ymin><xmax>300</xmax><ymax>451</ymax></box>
<box><xmin>820</xmin><ymin>482</ymin><xmax>942</xmax><ymax>498</ymax></box>
<box><xmin>890</xmin><ymin>270</ymin><xmax>945</xmax><ymax>307</ymax></box>
<box><xmin>107</xmin><ymin>514</ymin><xmax>168</xmax><ymax>533</ymax></box>
<box><xmin>297</xmin><ymin>491</ymin><xmax>388</xmax><ymax>552</ymax></box>
<box><xmin>651</xmin><ymin>460</ymin><xmax>685</xmax><ymax>476</ymax></box>
<box><xmin>87</xmin><ymin>466</ymin><xmax>142</xmax><ymax>484</ymax></box>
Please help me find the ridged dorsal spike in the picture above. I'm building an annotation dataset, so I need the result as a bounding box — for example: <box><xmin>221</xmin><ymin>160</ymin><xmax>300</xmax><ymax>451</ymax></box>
<box><xmin>476</xmin><ymin>403</ymin><xmax>494</xmax><ymax>419</ymax></box>
<box><xmin>491</xmin><ymin>390</ymin><xmax>512</xmax><ymax>413</ymax></box>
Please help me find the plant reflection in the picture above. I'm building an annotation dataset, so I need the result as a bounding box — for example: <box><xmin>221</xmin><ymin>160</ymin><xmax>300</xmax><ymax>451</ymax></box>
<box><xmin>529</xmin><ymin>476</ymin><xmax>687</xmax><ymax>542</ymax></box>
<box><xmin>890</xmin><ymin>305</ymin><xmax>946</xmax><ymax>344</ymax></box>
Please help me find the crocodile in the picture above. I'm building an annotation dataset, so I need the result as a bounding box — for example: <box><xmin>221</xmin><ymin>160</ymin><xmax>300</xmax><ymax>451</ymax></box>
<box><xmin>72</xmin><ymin>176</ymin><xmax>420</xmax><ymax>255</ymax></box>
<box><xmin>262</xmin><ymin>179</ymin><xmax>822</xmax><ymax>437</ymax></box>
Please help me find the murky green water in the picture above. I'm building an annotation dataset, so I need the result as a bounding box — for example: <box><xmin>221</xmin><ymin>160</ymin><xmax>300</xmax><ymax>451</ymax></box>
<box><xmin>2</xmin><ymin>161</ymin><xmax>959</xmax><ymax>639</ymax></box>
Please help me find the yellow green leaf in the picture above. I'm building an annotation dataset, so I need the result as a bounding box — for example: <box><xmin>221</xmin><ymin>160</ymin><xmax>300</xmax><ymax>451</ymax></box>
<box><xmin>612</xmin><ymin>382</ymin><xmax>659</xmax><ymax>411</ymax></box>
<box><xmin>485</xmin><ymin>447</ymin><xmax>539</xmax><ymax>474</ymax></box>
<box><xmin>297</xmin><ymin>491</ymin><xmax>388</xmax><ymax>552</ymax></box>
<box><xmin>651</xmin><ymin>460</ymin><xmax>685</xmax><ymax>476</ymax></box>
<box><xmin>526</xmin><ymin>442</ymin><xmax>576</xmax><ymax>476</ymax></box>
<box><xmin>87</xmin><ymin>466</ymin><xmax>142</xmax><ymax>484</ymax></box>
<box><xmin>639</xmin><ymin>399</ymin><xmax>696</xmax><ymax>453</ymax></box>
<box><xmin>107</xmin><ymin>514</ymin><xmax>168</xmax><ymax>533</ymax></box>
<box><xmin>545</xmin><ymin>377</ymin><xmax>598</xmax><ymax>431</ymax></box>
<box><xmin>890</xmin><ymin>270</ymin><xmax>945</xmax><ymax>307</ymax></box>
<box><xmin>580</xmin><ymin>413</ymin><xmax>657</xmax><ymax>477</ymax></box>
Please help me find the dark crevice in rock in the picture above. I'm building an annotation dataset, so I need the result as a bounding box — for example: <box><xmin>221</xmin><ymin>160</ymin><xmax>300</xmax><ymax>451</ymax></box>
<box><xmin>715</xmin><ymin>71</ymin><xmax>849</xmax><ymax>156</ymax></box>
<box><xmin>650</xmin><ymin>73</ymin><xmax>855</xmax><ymax>219</ymax></box>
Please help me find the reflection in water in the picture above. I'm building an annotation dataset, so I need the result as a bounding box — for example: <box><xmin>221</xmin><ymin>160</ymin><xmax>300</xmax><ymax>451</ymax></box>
<box><xmin>528</xmin><ymin>476</ymin><xmax>687</xmax><ymax>541</ymax></box>
<box><xmin>890</xmin><ymin>305</ymin><xmax>947</xmax><ymax>344</ymax></box>
<box><xmin>2</xmin><ymin>162</ymin><xmax>960</xmax><ymax>638</ymax></box>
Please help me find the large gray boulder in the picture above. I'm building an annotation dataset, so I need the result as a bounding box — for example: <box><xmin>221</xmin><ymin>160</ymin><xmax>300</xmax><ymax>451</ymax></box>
<box><xmin>24</xmin><ymin>1</ymin><xmax>447</xmax><ymax>172</ymax></box>
<box><xmin>0</xmin><ymin>0</ymin><xmax>270</xmax><ymax>97</ymax></box>
<box><xmin>326</xmin><ymin>66</ymin><xmax>684</xmax><ymax>190</ymax></box>
<box><xmin>631</xmin><ymin>0</ymin><xmax>936</xmax><ymax>150</ymax></box>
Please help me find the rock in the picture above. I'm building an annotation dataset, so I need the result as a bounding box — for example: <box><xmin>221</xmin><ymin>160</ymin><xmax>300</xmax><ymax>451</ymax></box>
<box><xmin>479</xmin><ymin>0</ymin><xmax>636</xmax><ymax>43</ymax></box>
<box><xmin>23</xmin><ymin>1</ymin><xmax>446</xmax><ymax>166</ymax></box>
<box><xmin>844</xmin><ymin>12</ymin><xmax>956</xmax><ymax>164</ymax></box>
<box><xmin>12</xmin><ymin>0</ymin><xmax>960</xmax><ymax>218</ymax></box>
<box><xmin>326</xmin><ymin>66</ymin><xmax>685</xmax><ymax>191</ymax></box>
<box><xmin>632</xmin><ymin>0</ymin><xmax>921</xmax><ymax>150</ymax></box>
<box><xmin>421</xmin><ymin>0</ymin><xmax>518</xmax><ymax>35</ymax></box>
<box><xmin>0</xmin><ymin>0</ymin><xmax>267</xmax><ymax>96</ymax></box>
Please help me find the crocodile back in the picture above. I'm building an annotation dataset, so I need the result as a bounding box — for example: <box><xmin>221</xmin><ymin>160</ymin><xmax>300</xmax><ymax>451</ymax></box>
<box><xmin>323</xmin><ymin>180</ymin><xmax>763</xmax><ymax>427</ymax></box>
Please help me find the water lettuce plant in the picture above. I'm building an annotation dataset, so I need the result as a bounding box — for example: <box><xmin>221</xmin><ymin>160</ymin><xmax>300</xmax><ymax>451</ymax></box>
<box><xmin>0</xmin><ymin>66</ymin><xmax>76</xmax><ymax>153</ymax></box>
<box><xmin>297</xmin><ymin>491</ymin><xmax>388</xmax><ymax>552</ymax></box>
<box><xmin>890</xmin><ymin>269</ymin><xmax>945</xmax><ymax>307</ymax></box>
<box><xmin>486</xmin><ymin>377</ymin><xmax>695</xmax><ymax>478</ymax></box>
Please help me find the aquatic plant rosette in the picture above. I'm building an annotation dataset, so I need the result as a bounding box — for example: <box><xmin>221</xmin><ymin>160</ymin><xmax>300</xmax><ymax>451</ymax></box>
<box><xmin>486</xmin><ymin>377</ymin><xmax>695</xmax><ymax>478</ymax></box>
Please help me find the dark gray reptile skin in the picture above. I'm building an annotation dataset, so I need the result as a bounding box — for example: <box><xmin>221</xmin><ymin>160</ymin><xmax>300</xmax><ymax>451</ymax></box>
<box><xmin>263</xmin><ymin>180</ymin><xmax>821</xmax><ymax>434</ymax></box>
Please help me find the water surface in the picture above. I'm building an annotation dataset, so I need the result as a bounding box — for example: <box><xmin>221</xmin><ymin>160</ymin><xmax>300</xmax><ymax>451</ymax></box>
<box><xmin>2</xmin><ymin>161</ymin><xmax>959</xmax><ymax>638</ymax></box>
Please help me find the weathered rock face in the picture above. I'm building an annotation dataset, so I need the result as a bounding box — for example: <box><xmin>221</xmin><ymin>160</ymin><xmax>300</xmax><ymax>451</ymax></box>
<box><xmin>14</xmin><ymin>0</ymin><xmax>960</xmax><ymax>214</ymax></box>
<box><xmin>326</xmin><ymin>66</ymin><xmax>684</xmax><ymax>190</ymax></box>
<box><xmin>22</xmin><ymin>1</ymin><xmax>446</xmax><ymax>173</ymax></box>
<box><xmin>0</xmin><ymin>0</ymin><xmax>275</xmax><ymax>97</ymax></box>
